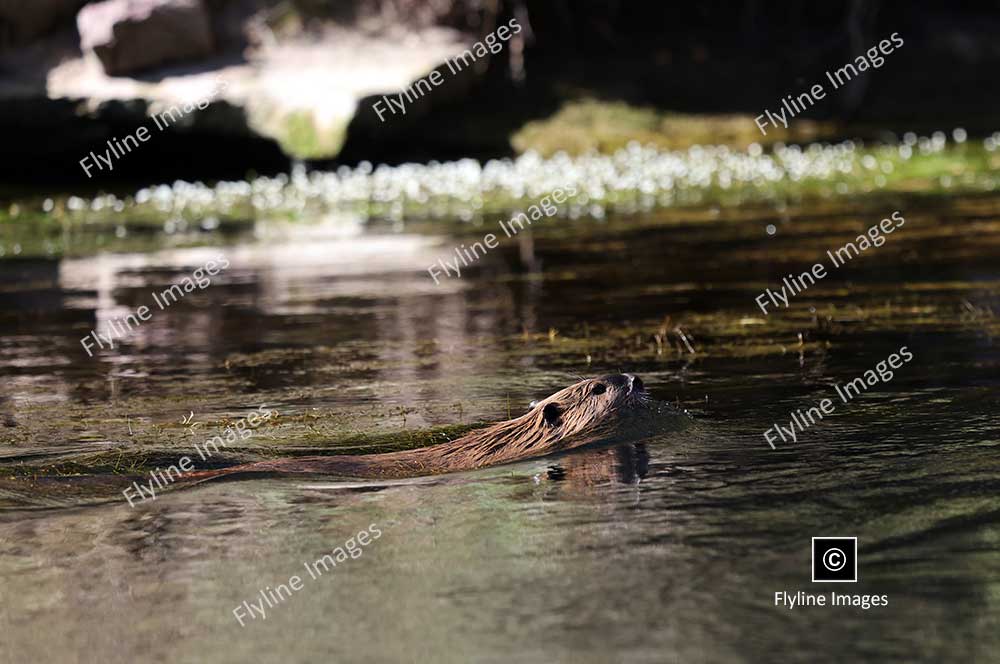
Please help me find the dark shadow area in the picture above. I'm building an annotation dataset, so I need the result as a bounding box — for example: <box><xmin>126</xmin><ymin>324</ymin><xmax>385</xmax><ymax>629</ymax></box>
<box><xmin>3</xmin><ymin>0</ymin><xmax>1000</xmax><ymax>185</ymax></box>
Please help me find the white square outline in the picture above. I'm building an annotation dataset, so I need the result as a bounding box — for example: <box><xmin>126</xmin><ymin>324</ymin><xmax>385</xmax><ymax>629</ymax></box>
<box><xmin>811</xmin><ymin>536</ymin><xmax>858</xmax><ymax>583</ymax></box>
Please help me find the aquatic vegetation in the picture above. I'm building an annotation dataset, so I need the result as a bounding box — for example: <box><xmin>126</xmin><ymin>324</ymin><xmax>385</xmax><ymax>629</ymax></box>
<box><xmin>3</xmin><ymin>130</ymin><xmax>1000</xmax><ymax>258</ymax></box>
<box><xmin>0</xmin><ymin>420</ymin><xmax>490</xmax><ymax>483</ymax></box>
<box><xmin>510</xmin><ymin>99</ymin><xmax>832</xmax><ymax>155</ymax></box>
<box><xmin>75</xmin><ymin>130</ymin><xmax>1000</xmax><ymax>220</ymax></box>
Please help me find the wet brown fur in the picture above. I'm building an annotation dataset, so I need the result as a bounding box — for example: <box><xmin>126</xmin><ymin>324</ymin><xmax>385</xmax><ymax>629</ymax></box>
<box><xmin>193</xmin><ymin>374</ymin><xmax>654</xmax><ymax>481</ymax></box>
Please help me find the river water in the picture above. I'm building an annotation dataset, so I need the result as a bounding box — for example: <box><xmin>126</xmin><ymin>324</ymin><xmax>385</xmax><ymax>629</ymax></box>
<box><xmin>1</xmin><ymin>177</ymin><xmax>999</xmax><ymax>661</ymax></box>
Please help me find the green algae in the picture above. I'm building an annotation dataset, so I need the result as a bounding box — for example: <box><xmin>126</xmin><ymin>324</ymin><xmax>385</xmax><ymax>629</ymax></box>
<box><xmin>0</xmin><ymin>421</ymin><xmax>485</xmax><ymax>481</ymax></box>
<box><xmin>2</xmin><ymin>133</ymin><xmax>999</xmax><ymax>260</ymax></box>
<box><xmin>510</xmin><ymin>99</ymin><xmax>834</xmax><ymax>155</ymax></box>
<box><xmin>268</xmin><ymin>109</ymin><xmax>349</xmax><ymax>160</ymax></box>
<box><xmin>2</xmin><ymin>143</ymin><xmax>999</xmax><ymax>491</ymax></box>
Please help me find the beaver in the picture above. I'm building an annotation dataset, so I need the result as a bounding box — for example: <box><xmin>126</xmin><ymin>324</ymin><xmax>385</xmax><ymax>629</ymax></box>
<box><xmin>189</xmin><ymin>373</ymin><xmax>677</xmax><ymax>483</ymax></box>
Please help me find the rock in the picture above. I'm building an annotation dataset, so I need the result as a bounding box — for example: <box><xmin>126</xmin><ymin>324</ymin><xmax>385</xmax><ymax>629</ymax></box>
<box><xmin>0</xmin><ymin>4</ymin><xmax>482</xmax><ymax>173</ymax></box>
<box><xmin>0</xmin><ymin>0</ymin><xmax>86</xmax><ymax>49</ymax></box>
<box><xmin>77</xmin><ymin>0</ymin><xmax>214</xmax><ymax>76</ymax></box>
<box><xmin>39</xmin><ymin>25</ymin><xmax>474</xmax><ymax>161</ymax></box>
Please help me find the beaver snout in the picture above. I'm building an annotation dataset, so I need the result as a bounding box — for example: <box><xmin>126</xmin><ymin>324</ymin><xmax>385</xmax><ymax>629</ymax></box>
<box><xmin>603</xmin><ymin>373</ymin><xmax>644</xmax><ymax>394</ymax></box>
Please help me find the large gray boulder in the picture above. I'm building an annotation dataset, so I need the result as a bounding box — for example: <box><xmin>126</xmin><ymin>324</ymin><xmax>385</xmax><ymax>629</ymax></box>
<box><xmin>77</xmin><ymin>0</ymin><xmax>214</xmax><ymax>76</ymax></box>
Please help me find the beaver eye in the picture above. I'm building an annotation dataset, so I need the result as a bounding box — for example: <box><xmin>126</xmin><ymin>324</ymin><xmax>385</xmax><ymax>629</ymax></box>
<box><xmin>591</xmin><ymin>383</ymin><xmax>606</xmax><ymax>396</ymax></box>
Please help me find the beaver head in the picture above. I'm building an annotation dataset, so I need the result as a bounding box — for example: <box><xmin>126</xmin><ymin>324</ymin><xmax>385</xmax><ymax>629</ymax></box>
<box><xmin>531</xmin><ymin>373</ymin><xmax>647</xmax><ymax>438</ymax></box>
<box><xmin>443</xmin><ymin>374</ymin><xmax>651</xmax><ymax>469</ymax></box>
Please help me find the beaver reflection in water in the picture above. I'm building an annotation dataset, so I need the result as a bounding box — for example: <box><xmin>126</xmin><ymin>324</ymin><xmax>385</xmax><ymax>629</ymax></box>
<box><xmin>197</xmin><ymin>373</ymin><xmax>673</xmax><ymax>482</ymax></box>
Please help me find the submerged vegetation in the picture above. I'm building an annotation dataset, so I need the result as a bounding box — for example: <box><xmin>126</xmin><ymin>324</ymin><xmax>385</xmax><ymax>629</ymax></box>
<box><xmin>3</xmin><ymin>130</ymin><xmax>1000</xmax><ymax>259</ymax></box>
<box><xmin>1</xmin><ymin>128</ymin><xmax>997</xmax><ymax>488</ymax></box>
<box><xmin>1</xmin><ymin>419</ymin><xmax>485</xmax><ymax>482</ymax></box>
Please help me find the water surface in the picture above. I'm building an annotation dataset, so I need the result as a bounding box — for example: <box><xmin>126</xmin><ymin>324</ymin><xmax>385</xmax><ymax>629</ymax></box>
<box><xmin>1</xmin><ymin>185</ymin><xmax>999</xmax><ymax>662</ymax></box>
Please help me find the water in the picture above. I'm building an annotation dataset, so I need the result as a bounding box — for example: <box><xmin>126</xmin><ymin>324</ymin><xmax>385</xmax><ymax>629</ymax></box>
<box><xmin>1</xmin><ymin>182</ymin><xmax>999</xmax><ymax>661</ymax></box>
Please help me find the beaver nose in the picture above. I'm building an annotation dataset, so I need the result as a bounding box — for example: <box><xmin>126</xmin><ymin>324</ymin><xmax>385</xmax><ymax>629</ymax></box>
<box><xmin>624</xmin><ymin>373</ymin><xmax>644</xmax><ymax>393</ymax></box>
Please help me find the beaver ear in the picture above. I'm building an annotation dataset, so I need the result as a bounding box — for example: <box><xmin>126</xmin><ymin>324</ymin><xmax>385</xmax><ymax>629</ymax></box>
<box><xmin>542</xmin><ymin>402</ymin><xmax>563</xmax><ymax>427</ymax></box>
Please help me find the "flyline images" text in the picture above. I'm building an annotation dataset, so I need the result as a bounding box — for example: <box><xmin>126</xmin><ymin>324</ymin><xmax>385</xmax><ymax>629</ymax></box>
<box><xmin>755</xmin><ymin>211</ymin><xmax>904</xmax><ymax>316</ymax></box>
<box><xmin>755</xmin><ymin>32</ymin><xmax>903</xmax><ymax>135</ymax></box>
